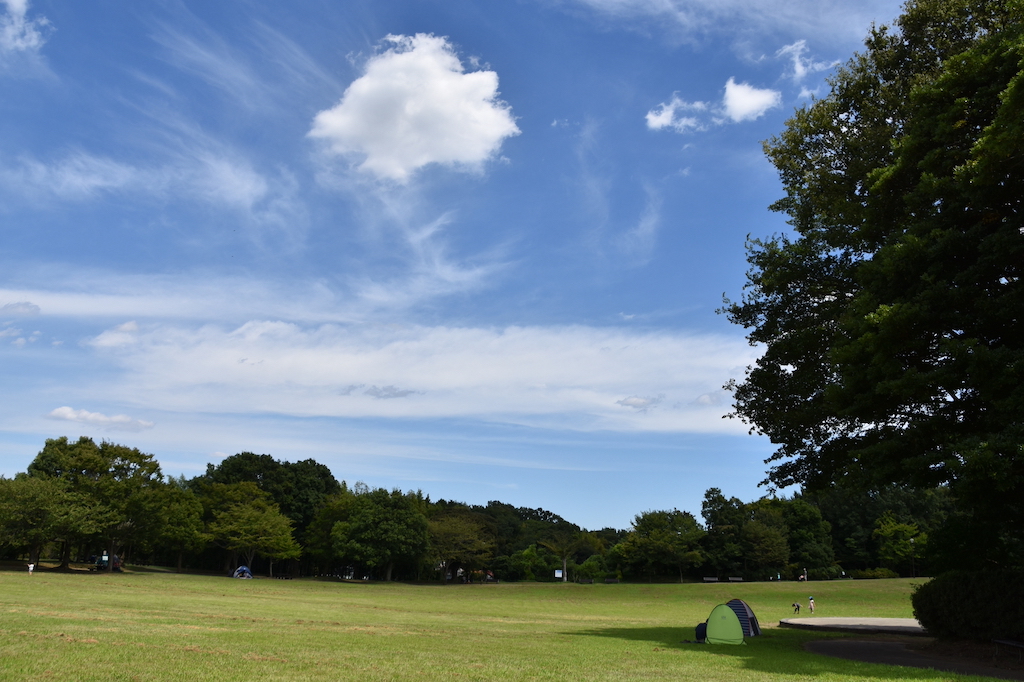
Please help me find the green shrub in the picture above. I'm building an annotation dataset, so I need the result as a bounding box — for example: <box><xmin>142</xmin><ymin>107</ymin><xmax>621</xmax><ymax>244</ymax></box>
<box><xmin>911</xmin><ymin>569</ymin><xmax>1024</xmax><ymax>640</ymax></box>
<box><xmin>850</xmin><ymin>567</ymin><xmax>899</xmax><ymax>579</ymax></box>
<box><xmin>808</xmin><ymin>565</ymin><xmax>844</xmax><ymax>580</ymax></box>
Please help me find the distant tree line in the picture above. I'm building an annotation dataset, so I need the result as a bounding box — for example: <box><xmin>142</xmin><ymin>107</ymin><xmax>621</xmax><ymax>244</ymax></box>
<box><xmin>0</xmin><ymin>437</ymin><xmax>955</xmax><ymax>581</ymax></box>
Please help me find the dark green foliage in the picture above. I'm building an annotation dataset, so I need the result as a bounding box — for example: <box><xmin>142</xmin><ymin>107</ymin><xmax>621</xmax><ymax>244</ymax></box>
<box><xmin>612</xmin><ymin>509</ymin><xmax>704</xmax><ymax>582</ymax></box>
<box><xmin>724</xmin><ymin>0</ymin><xmax>1024</xmax><ymax>568</ymax></box>
<box><xmin>851</xmin><ymin>567</ymin><xmax>899</xmax><ymax>579</ymax></box>
<box><xmin>429</xmin><ymin>510</ymin><xmax>495</xmax><ymax>582</ymax></box>
<box><xmin>701</xmin><ymin>488</ymin><xmax>745</xmax><ymax>576</ymax></box>
<box><xmin>209</xmin><ymin>496</ymin><xmax>300</xmax><ymax>570</ymax></box>
<box><xmin>303</xmin><ymin>483</ymin><xmax>356</xmax><ymax>573</ymax></box>
<box><xmin>26</xmin><ymin>436</ymin><xmax>164</xmax><ymax>569</ymax></box>
<box><xmin>199</xmin><ymin>452</ymin><xmax>340</xmax><ymax>536</ymax></box>
<box><xmin>0</xmin><ymin>475</ymin><xmax>106</xmax><ymax>565</ymax></box>
<box><xmin>700</xmin><ymin>489</ymin><xmax>841</xmax><ymax>579</ymax></box>
<box><xmin>8</xmin><ymin>437</ymin><xmax>965</xmax><ymax>580</ymax></box>
<box><xmin>332</xmin><ymin>488</ymin><xmax>429</xmax><ymax>581</ymax></box>
<box><xmin>912</xmin><ymin>570</ymin><xmax>1024</xmax><ymax>639</ymax></box>
<box><xmin>152</xmin><ymin>478</ymin><xmax>205</xmax><ymax>572</ymax></box>
<box><xmin>804</xmin><ymin>485</ymin><xmax>952</xmax><ymax>572</ymax></box>
<box><xmin>781</xmin><ymin>498</ymin><xmax>834</xmax><ymax>569</ymax></box>
<box><xmin>806</xmin><ymin>566</ymin><xmax>845</xmax><ymax>580</ymax></box>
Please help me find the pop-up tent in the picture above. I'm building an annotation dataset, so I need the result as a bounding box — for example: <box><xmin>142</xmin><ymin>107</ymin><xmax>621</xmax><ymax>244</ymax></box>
<box><xmin>726</xmin><ymin>598</ymin><xmax>761</xmax><ymax>637</ymax></box>
<box><xmin>233</xmin><ymin>565</ymin><xmax>253</xmax><ymax>579</ymax></box>
<box><xmin>704</xmin><ymin>604</ymin><xmax>746</xmax><ymax>645</ymax></box>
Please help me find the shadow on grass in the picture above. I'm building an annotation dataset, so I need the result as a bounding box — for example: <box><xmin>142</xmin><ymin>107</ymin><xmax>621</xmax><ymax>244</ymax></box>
<box><xmin>568</xmin><ymin>627</ymin><xmax>969</xmax><ymax>680</ymax></box>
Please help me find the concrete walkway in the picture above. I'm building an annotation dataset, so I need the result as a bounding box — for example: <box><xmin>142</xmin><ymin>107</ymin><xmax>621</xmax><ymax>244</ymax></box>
<box><xmin>780</xmin><ymin>617</ymin><xmax>927</xmax><ymax>636</ymax></box>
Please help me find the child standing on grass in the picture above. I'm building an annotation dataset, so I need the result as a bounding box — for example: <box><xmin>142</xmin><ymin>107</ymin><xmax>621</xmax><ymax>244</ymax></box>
<box><xmin>27</xmin><ymin>563</ymin><xmax>34</xmax><ymax>575</ymax></box>
<box><xmin>792</xmin><ymin>602</ymin><xmax>800</xmax><ymax>614</ymax></box>
<box><xmin>809</xmin><ymin>596</ymin><xmax>815</xmax><ymax>613</ymax></box>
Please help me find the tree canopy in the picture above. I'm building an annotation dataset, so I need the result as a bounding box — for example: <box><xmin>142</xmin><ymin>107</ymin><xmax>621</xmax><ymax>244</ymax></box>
<box><xmin>723</xmin><ymin>0</ymin><xmax>1024</xmax><ymax>568</ymax></box>
<box><xmin>4</xmin><ymin>437</ymin><xmax>961</xmax><ymax>580</ymax></box>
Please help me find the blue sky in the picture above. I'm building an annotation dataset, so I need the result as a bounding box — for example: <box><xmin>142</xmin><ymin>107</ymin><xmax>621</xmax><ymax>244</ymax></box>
<box><xmin>0</xmin><ymin>0</ymin><xmax>904</xmax><ymax>530</ymax></box>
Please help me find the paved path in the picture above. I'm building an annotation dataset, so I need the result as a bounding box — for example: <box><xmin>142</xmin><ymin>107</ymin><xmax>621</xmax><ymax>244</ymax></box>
<box><xmin>780</xmin><ymin>617</ymin><xmax>927</xmax><ymax>636</ymax></box>
<box><xmin>805</xmin><ymin>639</ymin><xmax>1024</xmax><ymax>681</ymax></box>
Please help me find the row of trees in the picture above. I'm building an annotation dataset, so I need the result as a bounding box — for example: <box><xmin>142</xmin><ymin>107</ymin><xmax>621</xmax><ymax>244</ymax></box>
<box><xmin>0</xmin><ymin>437</ymin><xmax>952</xmax><ymax>581</ymax></box>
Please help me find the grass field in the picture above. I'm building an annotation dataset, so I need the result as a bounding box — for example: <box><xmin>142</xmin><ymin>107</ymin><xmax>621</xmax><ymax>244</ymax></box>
<box><xmin>0</xmin><ymin>567</ymin><xmax>994</xmax><ymax>681</ymax></box>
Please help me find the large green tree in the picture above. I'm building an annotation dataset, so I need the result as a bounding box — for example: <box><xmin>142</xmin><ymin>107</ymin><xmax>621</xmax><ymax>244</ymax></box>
<box><xmin>332</xmin><ymin>488</ymin><xmax>429</xmax><ymax>581</ymax></box>
<box><xmin>429</xmin><ymin>511</ymin><xmax>495</xmax><ymax>583</ymax></box>
<box><xmin>27</xmin><ymin>437</ymin><xmax>164</xmax><ymax>570</ymax></box>
<box><xmin>154</xmin><ymin>478</ymin><xmax>206</xmax><ymax>572</ymax></box>
<box><xmin>613</xmin><ymin>509</ymin><xmax>705</xmax><ymax>582</ymax></box>
<box><xmin>700</xmin><ymin>488</ymin><xmax>746</xmax><ymax>576</ymax></box>
<box><xmin>0</xmin><ymin>475</ymin><xmax>105</xmax><ymax>566</ymax></box>
<box><xmin>724</xmin><ymin>0</ymin><xmax>1024</xmax><ymax>568</ymax></box>
<box><xmin>199</xmin><ymin>452</ymin><xmax>341</xmax><ymax>536</ymax></box>
<box><xmin>209</xmin><ymin>497</ymin><xmax>300</xmax><ymax>574</ymax></box>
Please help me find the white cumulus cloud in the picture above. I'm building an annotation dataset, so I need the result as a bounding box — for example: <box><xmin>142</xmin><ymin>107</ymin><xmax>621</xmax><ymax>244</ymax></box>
<box><xmin>722</xmin><ymin>77</ymin><xmax>781</xmax><ymax>122</ymax></box>
<box><xmin>645</xmin><ymin>95</ymin><xmax>707</xmax><ymax>133</ymax></box>
<box><xmin>647</xmin><ymin>78</ymin><xmax>780</xmax><ymax>132</ymax></box>
<box><xmin>0</xmin><ymin>0</ymin><xmax>49</xmax><ymax>55</ymax></box>
<box><xmin>47</xmin><ymin>406</ymin><xmax>155</xmax><ymax>432</ymax></box>
<box><xmin>309</xmin><ymin>33</ymin><xmax>520</xmax><ymax>182</ymax></box>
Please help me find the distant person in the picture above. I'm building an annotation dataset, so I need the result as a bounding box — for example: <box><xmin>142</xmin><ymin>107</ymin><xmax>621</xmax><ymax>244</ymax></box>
<box><xmin>27</xmin><ymin>563</ymin><xmax>34</xmax><ymax>575</ymax></box>
<box><xmin>809</xmin><ymin>596</ymin><xmax>815</xmax><ymax>614</ymax></box>
<box><xmin>792</xmin><ymin>602</ymin><xmax>801</xmax><ymax>614</ymax></box>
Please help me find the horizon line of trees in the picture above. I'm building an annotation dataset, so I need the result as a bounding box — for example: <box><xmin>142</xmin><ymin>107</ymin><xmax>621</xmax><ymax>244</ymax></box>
<box><xmin>0</xmin><ymin>436</ymin><xmax>957</xmax><ymax>581</ymax></box>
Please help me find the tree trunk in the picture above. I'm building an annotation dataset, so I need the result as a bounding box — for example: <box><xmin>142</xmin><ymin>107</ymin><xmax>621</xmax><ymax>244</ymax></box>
<box><xmin>562</xmin><ymin>556</ymin><xmax>568</xmax><ymax>582</ymax></box>
<box><xmin>176</xmin><ymin>550</ymin><xmax>184</xmax><ymax>573</ymax></box>
<box><xmin>269</xmin><ymin>559</ymin><xmax>274</xmax><ymax>578</ymax></box>
<box><xmin>58</xmin><ymin>540</ymin><xmax>71</xmax><ymax>570</ymax></box>
<box><xmin>385</xmin><ymin>560</ymin><xmax>394</xmax><ymax>582</ymax></box>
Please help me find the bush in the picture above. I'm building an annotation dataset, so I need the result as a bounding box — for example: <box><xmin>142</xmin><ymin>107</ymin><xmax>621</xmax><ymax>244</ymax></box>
<box><xmin>850</xmin><ymin>567</ymin><xmax>899</xmax><ymax>579</ymax></box>
<box><xmin>912</xmin><ymin>569</ymin><xmax>1024</xmax><ymax>640</ymax></box>
<box><xmin>807</xmin><ymin>565</ymin><xmax>844</xmax><ymax>581</ymax></box>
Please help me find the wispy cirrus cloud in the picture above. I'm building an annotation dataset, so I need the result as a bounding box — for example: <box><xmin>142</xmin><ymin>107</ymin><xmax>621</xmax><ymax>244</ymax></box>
<box><xmin>776</xmin><ymin>39</ymin><xmax>837</xmax><ymax>84</ymax></box>
<box><xmin>0</xmin><ymin>255</ymin><xmax>499</xmax><ymax>326</ymax></box>
<box><xmin>0</xmin><ymin>144</ymin><xmax>305</xmax><ymax>240</ymax></box>
<box><xmin>149</xmin><ymin>10</ymin><xmax>343</xmax><ymax>113</ymax></box>
<box><xmin>1</xmin><ymin>300</ymin><xmax>40</xmax><ymax>316</ymax></box>
<box><xmin>150</xmin><ymin>15</ymin><xmax>270</xmax><ymax>111</ymax></box>
<box><xmin>77</xmin><ymin>319</ymin><xmax>758</xmax><ymax>433</ymax></box>
<box><xmin>364</xmin><ymin>385</ymin><xmax>419</xmax><ymax>399</ymax></box>
<box><xmin>616</xmin><ymin>394</ymin><xmax>664</xmax><ymax>411</ymax></box>
<box><xmin>552</xmin><ymin>0</ymin><xmax>902</xmax><ymax>45</ymax></box>
<box><xmin>47</xmin><ymin>406</ymin><xmax>155</xmax><ymax>432</ymax></box>
<box><xmin>309</xmin><ymin>33</ymin><xmax>520</xmax><ymax>183</ymax></box>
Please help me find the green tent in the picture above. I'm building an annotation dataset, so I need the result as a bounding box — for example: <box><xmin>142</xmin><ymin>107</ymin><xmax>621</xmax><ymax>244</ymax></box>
<box><xmin>705</xmin><ymin>603</ymin><xmax>746</xmax><ymax>645</ymax></box>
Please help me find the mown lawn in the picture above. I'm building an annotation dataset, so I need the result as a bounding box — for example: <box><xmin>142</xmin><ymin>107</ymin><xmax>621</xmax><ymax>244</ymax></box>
<box><xmin>0</xmin><ymin>569</ymin><xmax>992</xmax><ymax>681</ymax></box>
